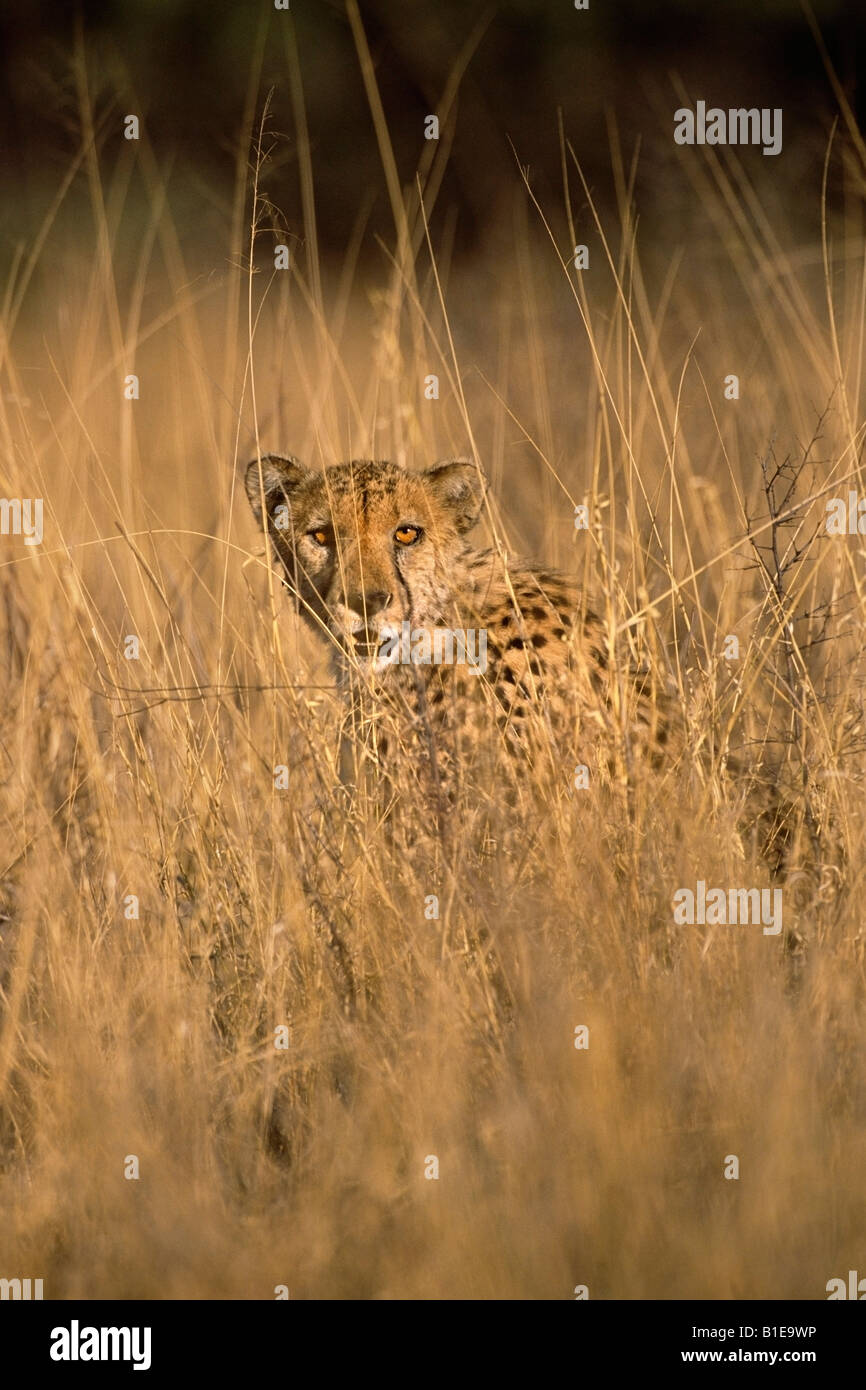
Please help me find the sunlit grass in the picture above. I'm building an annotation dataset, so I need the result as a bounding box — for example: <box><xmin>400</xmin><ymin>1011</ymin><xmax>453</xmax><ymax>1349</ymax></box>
<box><xmin>0</xmin><ymin>35</ymin><xmax>865</xmax><ymax>1298</ymax></box>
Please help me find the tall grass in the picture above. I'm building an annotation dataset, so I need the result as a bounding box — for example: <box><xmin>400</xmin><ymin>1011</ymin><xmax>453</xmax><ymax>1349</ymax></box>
<box><xmin>0</xmin><ymin>35</ymin><xmax>865</xmax><ymax>1297</ymax></box>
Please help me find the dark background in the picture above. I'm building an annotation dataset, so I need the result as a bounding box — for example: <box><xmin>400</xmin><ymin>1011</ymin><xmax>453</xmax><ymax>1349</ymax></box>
<box><xmin>0</xmin><ymin>0</ymin><xmax>863</xmax><ymax>263</ymax></box>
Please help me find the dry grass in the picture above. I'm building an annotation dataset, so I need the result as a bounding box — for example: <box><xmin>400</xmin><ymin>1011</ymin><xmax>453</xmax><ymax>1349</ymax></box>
<box><xmin>1</xmin><ymin>52</ymin><xmax>866</xmax><ymax>1299</ymax></box>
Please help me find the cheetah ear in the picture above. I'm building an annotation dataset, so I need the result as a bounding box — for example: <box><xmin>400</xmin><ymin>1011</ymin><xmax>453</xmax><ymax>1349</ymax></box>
<box><xmin>244</xmin><ymin>453</ymin><xmax>311</xmax><ymax>528</ymax></box>
<box><xmin>423</xmin><ymin>458</ymin><xmax>487</xmax><ymax>533</ymax></box>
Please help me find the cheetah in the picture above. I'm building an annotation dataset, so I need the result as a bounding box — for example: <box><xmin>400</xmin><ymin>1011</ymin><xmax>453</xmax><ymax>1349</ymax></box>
<box><xmin>245</xmin><ymin>453</ymin><xmax>670</xmax><ymax>809</ymax></box>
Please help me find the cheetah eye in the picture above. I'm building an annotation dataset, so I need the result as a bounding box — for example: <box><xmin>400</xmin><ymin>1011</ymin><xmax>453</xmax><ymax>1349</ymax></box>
<box><xmin>308</xmin><ymin>526</ymin><xmax>331</xmax><ymax>547</ymax></box>
<box><xmin>394</xmin><ymin>524</ymin><xmax>422</xmax><ymax>546</ymax></box>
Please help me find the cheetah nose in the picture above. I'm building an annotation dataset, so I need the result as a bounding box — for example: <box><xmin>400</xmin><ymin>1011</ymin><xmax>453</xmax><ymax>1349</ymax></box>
<box><xmin>347</xmin><ymin>590</ymin><xmax>392</xmax><ymax>621</ymax></box>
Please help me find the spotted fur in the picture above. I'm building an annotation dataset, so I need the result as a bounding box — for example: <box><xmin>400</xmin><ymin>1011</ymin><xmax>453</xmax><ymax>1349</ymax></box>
<box><xmin>245</xmin><ymin>454</ymin><xmax>669</xmax><ymax>797</ymax></box>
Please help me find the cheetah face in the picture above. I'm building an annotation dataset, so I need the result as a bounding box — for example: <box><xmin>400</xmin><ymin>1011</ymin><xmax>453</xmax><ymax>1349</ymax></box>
<box><xmin>245</xmin><ymin>455</ymin><xmax>486</xmax><ymax>673</ymax></box>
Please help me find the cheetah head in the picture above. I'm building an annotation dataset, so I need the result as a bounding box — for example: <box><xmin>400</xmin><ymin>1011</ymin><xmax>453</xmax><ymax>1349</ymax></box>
<box><xmin>245</xmin><ymin>454</ymin><xmax>486</xmax><ymax>673</ymax></box>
